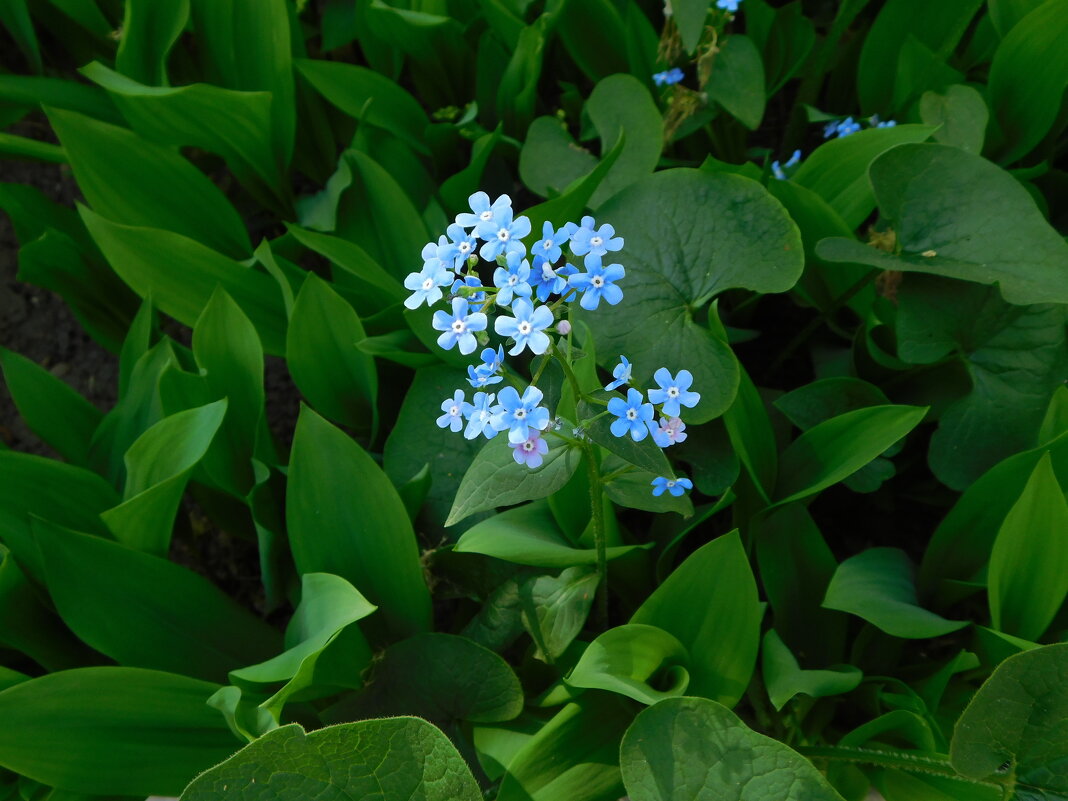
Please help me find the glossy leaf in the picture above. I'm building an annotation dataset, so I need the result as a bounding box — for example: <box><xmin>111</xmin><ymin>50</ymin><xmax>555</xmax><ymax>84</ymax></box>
<box><xmin>585</xmin><ymin>74</ymin><xmax>663</xmax><ymax>208</ymax></box>
<box><xmin>567</xmin><ymin>624</ymin><xmax>690</xmax><ymax>706</ymax></box>
<box><xmin>761</xmin><ymin>630</ymin><xmax>861</xmax><ymax>711</ymax></box>
<box><xmin>520</xmin><ymin>567</ymin><xmax>599</xmax><ymax>663</ymax></box>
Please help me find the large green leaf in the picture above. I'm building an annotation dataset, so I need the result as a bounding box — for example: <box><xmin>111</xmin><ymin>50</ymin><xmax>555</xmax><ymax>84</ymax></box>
<box><xmin>287</xmin><ymin>405</ymin><xmax>431</xmax><ymax>639</ymax></box>
<box><xmin>47</xmin><ymin>107</ymin><xmax>250</xmax><ymax>258</ymax></box>
<box><xmin>919</xmin><ymin>84</ymin><xmax>989</xmax><ymax>154</ymax></box>
<box><xmin>988</xmin><ymin>454</ymin><xmax>1068</xmax><ymax>641</ymax></box>
<box><xmin>80</xmin><ymin>208</ymin><xmax>288</xmax><ymax>355</ymax></box>
<box><xmin>620</xmin><ymin>697</ymin><xmax>846</xmax><ymax>801</ymax></box>
<box><xmin>567</xmin><ymin>624</ymin><xmax>691</xmax><ymax>706</ymax></box>
<box><xmin>761</xmin><ymin>630</ymin><xmax>861</xmax><ymax>711</ymax></box>
<box><xmin>631</xmin><ymin>531</ymin><xmax>761</xmax><ymax>707</ymax></box>
<box><xmin>823</xmin><ymin>548</ymin><xmax>968</xmax><ymax>639</ymax></box>
<box><xmin>115</xmin><ymin>0</ymin><xmax>189</xmax><ymax>85</ymax></box>
<box><xmin>520</xmin><ymin>566</ymin><xmax>599</xmax><ymax>663</ymax></box>
<box><xmin>706</xmin><ymin>35</ymin><xmax>766</xmax><ymax>130</ymax></box>
<box><xmin>0</xmin><ymin>74</ymin><xmax>120</xmax><ymax>123</ymax></box>
<box><xmin>33</xmin><ymin>518</ymin><xmax>281</xmax><ymax>683</ymax></box>
<box><xmin>581</xmin><ymin>169</ymin><xmax>803</xmax><ymax>423</ymax></box>
<box><xmin>896</xmin><ymin>276</ymin><xmax>1067</xmax><ymax>489</ymax></box>
<box><xmin>951</xmin><ymin>644</ymin><xmax>1068</xmax><ymax>799</ymax></box>
<box><xmin>816</xmin><ymin>144</ymin><xmax>1068</xmax><ymax>305</ymax></box>
<box><xmin>0</xmin><ymin>667</ymin><xmax>236</xmax><ymax>797</ymax></box>
<box><xmin>181</xmin><ymin>718</ymin><xmax>481</xmax><ymax>801</ymax></box>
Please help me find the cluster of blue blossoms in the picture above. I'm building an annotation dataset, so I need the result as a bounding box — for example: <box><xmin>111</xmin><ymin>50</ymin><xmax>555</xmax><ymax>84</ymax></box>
<box><xmin>823</xmin><ymin>114</ymin><xmax>896</xmax><ymax>140</ymax></box>
<box><xmin>408</xmin><ymin>192</ymin><xmax>693</xmax><ymax>496</ymax></box>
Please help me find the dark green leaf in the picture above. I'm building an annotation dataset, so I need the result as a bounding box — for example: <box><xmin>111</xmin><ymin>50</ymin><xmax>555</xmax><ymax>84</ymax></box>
<box><xmin>706</xmin><ymin>35</ymin><xmax>766</xmax><ymax>130</ymax></box>
<box><xmin>520</xmin><ymin>566</ymin><xmax>599</xmax><ymax>663</ymax></box>
<box><xmin>762</xmin><ymin>630</ymin><xmax>862</xmax><ymax>711</ymax></box>
<box><xmin>585</xmin><ymin>74</ymin><xmax>663</xmax><ymax>208</ymax></box>
<box><xmin>116</xmin><ymin>0</ymin><xmax>188</xmax><ymax>85</ymax></box>
<box><xmin>919</xmin><ymin>84</ymin><xmax>988</xmax><ymax>154</ymax></box>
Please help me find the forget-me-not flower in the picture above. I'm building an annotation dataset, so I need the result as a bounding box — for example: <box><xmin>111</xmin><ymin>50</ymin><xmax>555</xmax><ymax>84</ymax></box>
<box><xmin>437</xmin><ymin>223</ymin><xmax>478</xmax><ymax>270</ymax></box>
<box><xmin>565</xmin><ymin>215</ymin><xmax>595</xmax><ymax>239</ymax></box>
<box><xmin>495</xmin><ymin>298</ymin><xmax>554</xmax><ymax>356</ymax></box>
<box><xmin>653</xmin><ymin>67</ymin><xmax>685</xmax><ymax>86</ymax></box>
<box><xmin>716</xmin><ymin>0</ymin><xmax>741</xmax><ymax>12</ymax></box>
<box><xmin>464</xmin><ymin>392</ymin><xmax>503</xmax><ymax>440</ymax></box>
<box><xmin>494</xmin><ymin>385</ymin><xmax>550</xmax><ymax>444</ymax></box>
<box><xmin>608</xmin><ymin>388</ymin><xmax>655</xmax><ymax>442</ymax></box>
<box><xmin>529</xmin><ymin>255</ymin><xmax>575</xmax><ymax>302</ymax></box>
<box><xmin>404</xmin><ymin>259</ymin><xmax>453</xmax><ymax>309</ymax></box>
<box><xmin>651</xmin><ymin>476</ymin><xmax>693</xmax><ymax>496</ymax></box>
<box><xmin>648</xmin><ymin>368</ymin><xmax>700</xmax><ymax>416</ymax></box>
<box><xmin>534</xmin><ymin>221</ymin><xmax>569</xmax><ymax>264</ymax></box>
<box><xmin>432</xmin><ymin>297</ymin><xmax>487</xmax><ymax>355</ymax></box>
<box><xmin>477</xmin><ymin>206</ymin><xmax>531</xmax><ymax>261</ymax></box>
<box><xmin>511</xmin><ymin>430</ymin><xmax>549</xmax><ymax>468</ymax></box>
<box><xmin>571</xmin><ymin>222</ymin><xmax>624</xmax><ymax>259</ymax></box>
<box><xmin>568</xmin><ymin>257</ymin><xmax>625</xmax><ymax>310</ymax></box>
<box><xmin>652</xmin><ymin>416</ymin><xmax>687</xmax><ymax>448</ymax></box>
<box><xmin>467</xmin><ymin>346</ymin><xmax>504</xmax><ymax>388</ymax></box>
<box><xmin>436</xmin><ymin>389</ymin><xmax>466</xmax><ymax>432</ymax></box>
<box><xmin>604</xmin><ymin>355</ymin><xmax>632</xmax><ymax>391</ymax></box>
<box><xmin>451</xmin><ymin>275</ymin><xmax>486</xmax><ymax>312</ymax></box>
<box><xmin>492</xmin><ymin>251</ymin><xmax>533</xmax><ymax>307</ymax></box>
<box><xmin>771</xmin><ymin>149</ymin><xmax>801</xmax><ymax>181</ymax></box>
<box><xmin>824</xmin><ymin>116</ymin><xmax>861</xmax><ymax>139</ymax></box>
<box><xmin>456</xmin><ymin>191</ymin><xmax>511</xmax><ymax>230</ymax></box>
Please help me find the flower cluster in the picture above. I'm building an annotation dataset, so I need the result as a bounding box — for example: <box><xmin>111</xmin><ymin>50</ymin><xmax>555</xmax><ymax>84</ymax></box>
<box><xmin>822</xmin><ymin>114</ymin><xmax>897</xmax><ymax>140</ymax></box>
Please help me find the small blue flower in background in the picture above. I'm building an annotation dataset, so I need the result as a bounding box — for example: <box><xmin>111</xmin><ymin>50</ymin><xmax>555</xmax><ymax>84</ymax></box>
<box><xmin>648</xmin><ymin>368</ymin><xmax>700</xmax><ymax>416</ymax></box>
<box><xmin>494</xmin><ymin>385</ymin><xmax>550</xmax><ymax>444</ymax></box>
<box><xmin>451</xmin><ymin>275</ymin><xmax>486</xmax><ymax>312</ymax></box>
<box><xmin>716</xmin><ymin>0</ymin><xmax>742</xmax><ymax>11</ymax></box>
<box><xmin>571</xmin><ymin>222</ymin><xmax>624</xmax><ymax>259</ymax></box>
<box><xmin>477</xmin><ymin>206</ymin><xmax>531</xmax><ymax>261</ymax></box>
<box><xmin>404</xmin><ymin>259</ymin><xmax>453</xmax><ymax>309</ymax></box>
<box><xmin>464</xmin><ymin>391</ymin><xmax>503</xmax><ymax>440</ymax></box>
<box><xmin>495</xmin><ymin>298</ymin><xmax>554</xmax><ymax>356</ymax></box>
<box><xmin>565</xmin><ymin>215</ymin><xmax>595</xmax><ymax>239</ymax></box>
<box><xmin>568</xmin><ymin>257</ymin><xmax>625</xmax><ymax>310</ymax></box>
<box><xmin>608</xmin><ymin>388</ymin><xmax>655</xmax><ymax>441</ymax></box>
<box><xmin>871</xmin><ymin>115</ymin><xmax>897</xmax><ymax>129</ymax></box>
<box><xmin>529</xmin><ymin>255</ymin><xmax>574</xmax><ymax>302</ymax></box>
<box><xmin>436</xmin><ymin>389</ymin><xmax>466</xmax><ymax>432</ymax></box>
<box><xmin>604</xmin><ymin>355</ymin><xmax>632</xmax><ymax>391</ymax></box>
<box><xmin>824</xmin><ymin>116</ymin><xmax>861</xmax><ymax>139</ymax></box>
<box><xmin>456</xmin><ymin>191</ymin><xmax>511</xmax><ymax>230</ymax></box>
<box><xmin>534</xmin><ymin>221</ymin><xmax>570</xmax><ymax>264</ymax></box>
<box><xmin>493</xmin><ymin>251</ymin><xmax>533</xmax><ymax>307</ymax></box>
<box><xmin>437</xmin><ymin>223</ymin><xmax>478</xmax><ymax>270</ymax></box>
<box><xmin>771</xmin><ymin>149</ymin><xmax>802</xmax><ymax>181</ymax></box>
<box><xmin>653</xmin><ymin>67</ymin><xmax>685</xmax><ymax>87</ymax></box>
<box><xmin>652</xmin><ymin>416</ymin><xmax>687</xmax><ymax>448</ymax></box>
<box><xmin>432</xmin><ymin>297</ymin><xmax>487</xmax><ymax>355</ymax></box>
<box><xmin>651</xmin><ymin>476</ymin><xmax>693</xmax><ymax>497</ymax></box>
<box><xmin>510</xmin><ymin>430</ymin><xmax>549</xmax><ymax>468</ymax></box>
<box><xmin>467</xmin><ymin>346</ymin><xmax>505</xmax><ymax>388</ymax></box>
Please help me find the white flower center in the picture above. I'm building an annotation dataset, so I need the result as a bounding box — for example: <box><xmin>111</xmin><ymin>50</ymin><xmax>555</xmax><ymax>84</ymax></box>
<box><xmin>508</xmin><ymin>275</ymin><xmax>518</xmax><ymax>286</ymax></box>
<box><xmin>518</xmin><ymin>321</ymin><xmax>531</xmax><ymax>335</ymax></box>
<box><xmin>452</xmin><ymin>320</ymin><xmax>466</xmax><ymax>334</ymax></box>
<box><xmin>667</xmin><ymin>387</ymin><xmax>679</xmax><ymax>398</ymax></box>
<box><xmin>479</xmin><ymin>410</ymin><xmax>490</xmax><ymax>422</ymax></box>
<box><xmin>666</xmin><ymin>479</ymin><xmax>676</xmax><ymax>488</ymax></box>
<box><xmin>590</xmin><ymin>236</ymin><xmax>603</xmax><ymax>247</ymax></box>
<box><xmin>626</xmin><ymin>409</ymin><xmax>637</xmax><ymax>420</ymax></box>
<box><xmin>459</xmin><ymin>242</ymin><xmax>471</xmax><ymax>253</ymax></box>
<box><xmin>422</xmin><ymin>278</ymin><xmax>434</xmax><ymax>290</ymax></box>
<box><xmin>514</xmin><ymin>409</ymin><xmax>526</xmax><ymax>419</ymax></box>
<box><xmin>592</xmin><ymin>276</ymin><xmax>605</xmax><ymax>288</ymax></box>
<box><xmin>497</xmin><ymin>228</ymin><xmax>510</xmax><ymax>242</ymax></box>
<box><xmin>542</xmin><ymin>264</ymin><xmax>556</xmax><ymax>281</ymax></box>
<box><xmin>523</xmin><ymin>441</ymin><xmax>535</xmax><ymax>452</ymax></box>
<box><xmin>543</xmin><ymin>239</ymin><xmax>553</xmax><ymax>250</ymax></box>
<box><xmin>479</xmin><ymin>210</ymin><xmax>493</xmax><ymax>221</ymax></box>
<box><xmin>449</xmin><ymin>405</ymin><xmax>459</xmax><ymax>416</ymax></box>
<box><xmin>665</xmin><ymin>427</ymin><xmax>675</xmax><ymax>437</ymax></box>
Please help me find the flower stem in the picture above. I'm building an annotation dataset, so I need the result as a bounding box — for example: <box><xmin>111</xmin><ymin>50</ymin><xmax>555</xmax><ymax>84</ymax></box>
<box><xmin>583</xmin><ymin>438</ymin><xmax>609</xmax><ymax>627</ymax></box>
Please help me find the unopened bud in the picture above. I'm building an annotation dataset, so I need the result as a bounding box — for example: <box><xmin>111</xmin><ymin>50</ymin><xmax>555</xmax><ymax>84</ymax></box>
<box><xmin>467</xmin><ymin>254</ymin><xmax>479</xmax><ymax>268</ymax></box>
<box><xmin>476</xmin><ymin>330</ymin><xmax>490</xmax><ymax>347</ymax></box>
<box><xmin>557</xmin><ymin>320</ymin><xmax>572</xmax><ymax>336</ymax></box>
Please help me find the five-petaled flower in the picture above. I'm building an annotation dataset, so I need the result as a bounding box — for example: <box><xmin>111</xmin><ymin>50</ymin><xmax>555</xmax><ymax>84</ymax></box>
<box><xmin>438</xmin><ymin>223</ymin><xmax>478</xmax><ymax>270</ymax></box>
<box><xmin>510</xmin><ymin>430</ymin><xmax>549</xmax><ymax>468</ymax></box>
<box><xmin>571</xmin><ymin>222</ymin><xmax>624</xmax><ymax>259</ymax></box>
<box><xmin>535</xmin><ymin>221</ymin><xmax>570</xmax><ymax>264</ymax></box>
<box><xmin>608</xmin><ymin>388</ymin><xmax>655</xmax><ymax>441</ymax></box>
<box><xmin>652</xmin><ymin>416</ymin><xmax>687</xmax><ymax>448</ymax></box>
<box><xmin>404</xmin><ymin>259</ymin><xmax>452</xmax><ymax>310</ymax></box>
<box><xmin>529</xmin><ymin>255</ymin><xmax>575</xmax><ymax>302</ymax></box>
<box><xmin>432</xmin><ymin>297</ymin><xmax>487</xmax><ymax>355</ymax></box>
<box><xmin>653</xmin><ymin>67</ymin><xmax>685</xmax><ymax>86</ymax></box>
<box><xmin>477</xmin><ymin>206</ymin><xmax>531</xmax><ymax>261</ymax></box>
<box><xmin>568</xmin><ymin>257</ymin><xmax>625</xmax><ymax>310</ymax></box>
<box><xmin>494</xmin><ymin>385</ymin><xmax>550</xmax><ymax>444</ymax></box>
<box><xmin>464</xmin><ymin>391</ymin><xmax>503</xmax><ymax>440</ymax></box>
<box><xmin>495</xmin><ymin>298</ymin><xmax>554</xmax><ymax>356</ymax></box>
<box><xmin>493</xmin><ymin>251</ymin><xmax>533</xmax><ymax>307</ymax></box>
<box><xmin>651</xmin><ymin>476</ymin><xmax>693</xmax><ymax>496</ymax></box>
<box><xmin>648</xmin><ymin>368</ymin><xmax>700</xmax><ymax>417</ymax></box>
<box><xmin>436</xmin><ymin>389</ymin><xmax>466</xmax><ymax>432</ymax></box>
<box><xmin>604</xmin><ymin>355</ymin><xmax>633</xmax><ymax>391</ymax></box>
<box><xmin>455</xmin><ymin>191</ymin><xmax>511</xmax><ymax>229</ymax></box>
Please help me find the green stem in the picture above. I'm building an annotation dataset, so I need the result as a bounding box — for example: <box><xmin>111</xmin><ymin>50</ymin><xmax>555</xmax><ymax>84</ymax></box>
<box><xmin>584</xmin><ymin>439</ymin><xmax>609</xmax><ymax>627</ymax></box>
<box><xmin>797</xmin><ymin>746</ymin><xmax>1009</xmax><ymax>793</ymax></box>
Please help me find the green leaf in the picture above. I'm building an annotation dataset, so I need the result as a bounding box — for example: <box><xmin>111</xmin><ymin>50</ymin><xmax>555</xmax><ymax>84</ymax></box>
<box><xmin>582</xmin><ymin>169</ymin><xmax>803</xmax><ymax>423</ymax></box>
<box><xmin>989</xmin><ymin>0</ymin><xmax>1068</xmax><ymax>162</ymax></box>
<box><xmin>519</xmin><ymin>117</ymin><xmax>598</xmax><ymax>198</ymax></box>
<box><xmin>579</xmin><ymin>394</ymin><xmax>671</xmax><ymax>476</ymax></box>
<box><xmin>896</xmin><ymin>276</ymin><xmax>1067</xmax><ymax>488</ymax></box>
<box><xmin>455</xmin><ymin>500</ymin><xmax>648</xmax><ymax>568</ymax></box>
<box><xmin>47</xmin><ymin>107</ymin><xmax>250</xmax><ymax>259</ymax></box>
<box><xmin>761</xmin><ymin>630</ymin><xmax>862</xmax><ymax>711</ymax></box>
<box><xmin>773</xmin><ymin>405</ymin><xmax>926</xmax><ymax>505</ymax></box>
<box><xmin>288</xmin><ymin>405</ymin><xmax>431</xmax><ymax>640</ymax></box>
<box><xmin>181</xmin><ymin>718</ymin><xmax>482</xmax><ymax>801</ymax></box>
<box><xmin>0</xmin><ymin>667</ymin><xmax>236</xmax><ymax>797</ymax></box>
<box><xmin>447</xmin><ymin>436</ymin><xmax>581</xmax><ymax>527</ymax></box>
<box><xmin>33</xmin><ymin>518</ymin><xmax>281</xmax><ymax>683</ymax></box>
<box><xmin>0</xmin><ymin>0</ymin><xmax>41</xmax><ymax>73</ymax></box>
<box><xmin>674</xmin><ymin>0</ymin><xmax>708</xmax><ymax>53</ymax></box>
<box><xmin>287</xmin><ymin>274</ymin><xmax>377</xmax><ymax>435</ymax></box>
<box><xmin>585</xmin><ymin>74</ymin><xmax>663</xmax><ymax>208</ymax></box>
<box><xmin>706</xmin><ymin>35</ymin><xmax>766</xmax><ymax>130</ymax></box>
<box><xmin>631</xmin><ymin>531</ymin><xmax>761</xmax><ymax>707</ymax></box>
<box><xmin>520</xmin><ymin>566</ymin><xmax>599</xmax><ymax>663</ymax></box>
<box><xmin>0</xmin><ymin>347</ymin><xmax>102</xmax><ymax>465</ymax></box>
<box><xmin>116</xmin><ymin>0</ymin><xmax>189</xmax><ymax>85</ymax></box>
<box><xmin>323</xmin><ymin>633</ymin><xmax>523</xmax><ymax>726</ymax></box>
<box><xmin>919</xmin><ymin>84</ymin><xmax>988</xmax><ymax>154</ymax></box>
<box><xmin>0</xmin><ymin>75</ymin><xmax>119</xmax><ymax>123</ymax></box>
<box><xmin>295</xmin><ymin>58</ymin><xmax>430</xmax><ymax>155</ymax></box>
<box><xmin>567</xmin><ymin>624</ymin><xmax>690</xmax><ymax>706</ymax></box>
<box><xmin>951</xmin><ymin>644</ymin><xmax>1068</xmax><ymax>798</ymax></box>
<box><xmin>603</xmin><ymin>464</ymin><xmax>695</xmax><ymax>517</ymax></box>
<box><xmin>988</xmin><ymin>454</ymin><xmax>1068</xmax><ymax>641</ymax></box>
<box><xmin>556</xmin><ymin>0</ymin><xmax>628</xmax><ymax>82</ymax></box>
<box><xmin>823</xmin><ymin>548</ymin><xmax>968</xmax><ymax>639</ymax></box>
<box><xmin>620</xmin><ymin>696</ymin><xmax>846</xmax><ymax>801</ymax></box>
<box><xmin>100</xmin><ymin>400</ymin><xmax>227</xmax><ymax>554</ymax></box>
<box><xmin>816</xmin><ymin>144</ymin><xmax>1068</xmax><ymax>305</ymax></box>
<box><xmin>722</xmin><ymin>363</ymin><xmax>778</xmax><ymax>500</ymax></box>
<box><xmin>0</xmin><ymin>132</ymin><xmax>65</xmax><ymax>163</ymax></box>
<box><xmin>80</xmin><ymin>207</ymin><xmax>288</xmax><ymax>355</ymax></box>
<box><xmin>81</xmin><ymin>62</ymin><xmax>284</xmax><ymax>195</ymax></box>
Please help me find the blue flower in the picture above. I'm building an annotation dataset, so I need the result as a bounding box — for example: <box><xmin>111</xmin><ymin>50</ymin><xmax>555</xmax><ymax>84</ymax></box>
<box><xmin>467</xmin><ymin>346</ymin><xmax>504</xmax><ymax>388</ymax></box>
<box><xmin>529</xmin><ymin>255</ymin><xmax>574</xmax><ymax>302</ymax></box>
<box><xmin>608</xmin><ymin>388</ymin><xmax>655</xmax><ymax>441</ymax></box>
<box><xmin>651</xmin><ymin>476</ymin><xmax>693</xmax><ymax>497</ymax></box>
<box><xmin>432</xmin><ymin>297</ymin><xmax>487</xmax><ymax>355</ymax></box>
<box><xmin>771</xmin><ymin>149</ymin><xmax>802</xmax><ymax>181</ymax></box>
<box><xmin>436</xmin><ymin>389</ymin><xmax>466</xmax><ymax>432</ymax></box>
<box><xmin>492</xmin><ymin>251</ymin><xmax>533</xmax><ymax>307</ymax></box>
<box><xmin>824</xmin><ymin>116</ymin><xmax>861</xmax><ymax>139</ymax></box>
<box><xmin>511</xmin><ymin>430</ymin><xmax>548</xmax><ymax>468</ymax></box>
<box><xmin>403</xmin><ymin>259</ymin><xmax>453</xmax><ymax>309</ymax></box>
<box><xmin>567</xmin><ymin>257</ymin><xmax>625</xmax><ymax>310</ymax></box>
<box><xmin>571</xmin><ymin>222</ymin><xmax>623</xmax><ymax>259</ymax></box>
<box><xmin>451</xmin><ymin>275</ymin><xmax>486</xmax><ymax>312</ymax></box>
<box><xmin>653</xmin><ymin>67</ymin><xmax>685</xmax><ymax>86</ymax></box>
<box><xmin>464</xmin><ymin>391</ymin><xmax>504</xmax><ymax>440</ymax></box>
<box><xmin>716</xmin><ymin>0</ymin><xmax>742</xmax><ymax>11</ymax></box>
<box><xmin>477</xmin><ymin>206</ymin><xmax>531</xmax><ymax>261</ymax></box>
<box><xmin>533</xmin><ymin>221</ymin><xmax>569</xmax><ymax>264</ymax></box>
<box><xmin>872</xmin><ymin>115</ymin><xmax>897</xmax><ymax>129</ymax></box>
<box><xmin>437</xmin><ymin>223</ymin><xmax>478</xmax><ymax>270</ymax></box>
<box><xmin>495</xmin><ymin>297</ymin><xmax>554</xmax><ymax>356</ymax></box>
<box><xmin>648</xmin><ymin>368</ymin><xmax>700</xmax><ymax>416</ymax></box>
<box><xmin>494</xmin><ymin>385</ymin><xmax>550</xmax><ymax>444</ymax></box>
<box><xmin>455</xmin><ymin>191</ymin><xmax>511</xmax><ymax>230</ymax></box>
<box><xmin>652</xmin><ymin>416</ymin><xmax>687</xmax><ymax>448</ymax></box>
<box><xmin>604</xmin><ymin>355</ymin><xmax>632</xmax><ymax>391</ymax></box>
<box><xmin>565</xmin><ymin>215</ymin><xmax>595</xmax><ymax>239</ymax></box>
